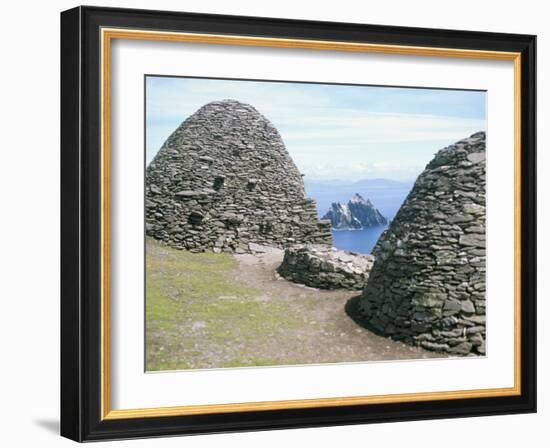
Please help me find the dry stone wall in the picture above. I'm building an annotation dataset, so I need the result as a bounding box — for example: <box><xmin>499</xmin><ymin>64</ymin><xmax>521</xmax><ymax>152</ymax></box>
<box><xmin>145</xmin><ymin>100</ymin><xmax>332</xmax><ymax>253</ymax></box>
<box><xmin>355</xmin><ymin>132</ymin><xmax>486</xmax><ymax>356</ymax></box>
<box><xmin>278</xmin><ymin>245</ymin><xmax>375</xmax><ymax>290</ymax></box>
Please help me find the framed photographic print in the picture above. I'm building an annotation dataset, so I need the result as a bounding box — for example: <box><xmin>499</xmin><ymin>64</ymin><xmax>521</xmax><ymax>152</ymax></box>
<box><xmin>60</xmin><ymin>6</ymin><xmax>537</xmax><ymax>442</ymax></box>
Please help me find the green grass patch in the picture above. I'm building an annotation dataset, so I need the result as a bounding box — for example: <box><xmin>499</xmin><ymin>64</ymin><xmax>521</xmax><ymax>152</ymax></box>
<box><xmin>145</xmin><ymin>238</ymin><xmax>303</xmax><ymax>371</ymax></box>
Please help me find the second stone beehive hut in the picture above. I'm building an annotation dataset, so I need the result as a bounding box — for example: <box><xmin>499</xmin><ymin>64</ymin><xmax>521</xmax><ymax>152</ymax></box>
<box><xmin>354</xmin><ymin>132</ymin><xmax>486</xmax><ymax>355</ymax></box>
<box><xmin>145</xmin><ymin>100</ymin><xmax>332</xmax><ymax>253</ymax></box>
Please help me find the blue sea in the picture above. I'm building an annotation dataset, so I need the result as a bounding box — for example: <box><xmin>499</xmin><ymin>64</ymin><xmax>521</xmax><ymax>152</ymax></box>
<box><xmin>302</xmin><ymin>178</ymin><xmax>412</xmax><ymax>254</ymax></box>
<box><xmin>331</xmin><ymin>225</ymin><xmax>388</xmax><ymax>255</ymax></box>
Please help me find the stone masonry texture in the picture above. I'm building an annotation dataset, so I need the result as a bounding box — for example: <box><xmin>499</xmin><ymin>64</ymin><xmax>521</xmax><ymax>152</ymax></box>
<box><xmin>278</xmin><ymin>245</ymin><xmax>375</xmax><ymax>290</ymax></box>
<box><xmin>356</xmin><ymin>132</ymin><xmax>486</xmax><ymax>356</ymax></box>
<box><xmin>145</xmin><ymin>100</ymin><xmax>332</xmax><ymax>253</ymax></box>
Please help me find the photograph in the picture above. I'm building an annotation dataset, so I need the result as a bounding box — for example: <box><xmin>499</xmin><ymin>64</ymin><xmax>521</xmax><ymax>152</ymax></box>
<box><xmin>144</xmin><ymin>76</ymin><xmax>487</xmax><ymax>371</ymax></box>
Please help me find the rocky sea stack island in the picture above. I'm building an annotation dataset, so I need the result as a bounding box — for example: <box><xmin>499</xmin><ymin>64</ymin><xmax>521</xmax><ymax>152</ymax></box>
<box><xmin>322</xmin><ymin>193</ymin><xmax>388</xmax><ymax>229</ymax></box>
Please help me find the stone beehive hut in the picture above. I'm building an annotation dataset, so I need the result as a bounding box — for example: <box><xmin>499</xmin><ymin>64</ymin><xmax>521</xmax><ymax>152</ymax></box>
<box><xmin>355</xmin><ymin>132</ymin><xmax>486</xmax><ymax>356</ymax></box>
<box><xmin>145</xmin><ymin>100</ymin><xmax>332</xmax><ymax>253</ymax></box>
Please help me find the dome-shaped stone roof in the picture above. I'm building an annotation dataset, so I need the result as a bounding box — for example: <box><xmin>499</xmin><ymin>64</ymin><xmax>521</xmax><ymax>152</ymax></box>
<box><xmin>145</xmin><ymin>100</ymin><xmax>332</xmax><ymax>253</ymax></box>
<box><xmin>354</xmin><ymin>132</ymin><xmax>486</xmax><ymax>356</ymax></box>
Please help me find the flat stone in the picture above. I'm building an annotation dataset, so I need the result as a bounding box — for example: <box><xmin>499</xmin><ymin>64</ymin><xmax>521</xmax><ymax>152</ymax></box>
<box><xmin>459</xmin><ymin>234</ymin><xmax>485</xmax><ymax>248</ymax></box>
<box><xmin>443</xmin><ymin>299</ymin><xmax>462</xmax><ymax>314</ymax></box>
<box><xmin>149</xmin><ymin>184</ymin><xmax>162</xmax><ymax>194</ymax></box>
<box><xmin>461</xmin><ymin>299</ymin><xmax>476</xmax><ymax>314</ymax></box>
<box><xmin>463</xmin><ymin>203</ymin><xmax>485</xmax><ymax>215</ymax></box>
<box><xmin>175</xmin><ymin>190</ymin><xmax>200</xmax><ymax>198</ymax></box>
<box><xmin>448</xmin><ymin>341</ymin><xmax>473</xmax><ymax>355</ymax></box>
<box><xmin>467</xmin><ymin>151</ymin><xmax>485</xmax><ymax>164</ymax></box>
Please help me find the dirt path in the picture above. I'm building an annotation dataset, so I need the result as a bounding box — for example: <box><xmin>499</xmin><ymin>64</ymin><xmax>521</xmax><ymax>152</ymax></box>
<box><xmin>145</xmin><ymin>239</ymin><xmax>441</xmax><ymax>371</ymax></box>
<box><xmin>233</xmin><ymin>248</ymin><xmax>441</xmax><ymax>364</ymax></box>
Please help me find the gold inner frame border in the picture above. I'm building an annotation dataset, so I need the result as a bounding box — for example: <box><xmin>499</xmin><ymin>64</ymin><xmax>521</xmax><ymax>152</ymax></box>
<box><xmin>99</xmin><ymin>27</ymin><xmax>522</xmax><ymax>421</ymax></box>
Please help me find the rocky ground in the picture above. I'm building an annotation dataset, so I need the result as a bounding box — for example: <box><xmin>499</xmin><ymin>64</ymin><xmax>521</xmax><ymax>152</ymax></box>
<box><xmin>146</xmin><ymin>237</ymin><xmax>443</xmax><ymax>371</ymax></box>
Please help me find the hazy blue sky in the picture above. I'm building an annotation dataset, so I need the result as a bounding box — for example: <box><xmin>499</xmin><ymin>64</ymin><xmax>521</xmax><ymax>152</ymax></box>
<box><xmin>146</xmin><ymin>76</ymin><xmax>486</xmax><ymax>181</ymax></box>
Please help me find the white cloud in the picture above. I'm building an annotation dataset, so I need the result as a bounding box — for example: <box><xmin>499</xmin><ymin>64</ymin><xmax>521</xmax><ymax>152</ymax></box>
<box><xmin>279</xmin><ymin>110</ymin><xmax>485</xmax><ymax>143</ymax></box>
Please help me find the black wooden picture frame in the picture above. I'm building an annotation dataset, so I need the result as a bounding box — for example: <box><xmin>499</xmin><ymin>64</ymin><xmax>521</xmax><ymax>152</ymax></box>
<box><xmin>61</xmin><ymin>5</ymin><xmax>536</xmax><ymax>442</ymax></box>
